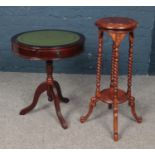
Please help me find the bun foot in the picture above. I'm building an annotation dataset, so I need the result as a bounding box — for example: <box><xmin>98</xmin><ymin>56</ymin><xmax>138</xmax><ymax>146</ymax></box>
<box><xmin>48</xmin><ymin>97</ymin><xmax>53</xmax><ymax>102</ymax></box>
<box><xmin>61</xmin><ymin>98</ymin><xmax>69</xmax><ymax>103</ymax></box>
<box><xmin>80</xmin><ymin>116</ymin><xmax>87</xmax><ymax>123</ymax></box>
<box><xmin>108</xmin><ymin>104</ymin><xmax>112</xmax><ymax>109</ymax></box>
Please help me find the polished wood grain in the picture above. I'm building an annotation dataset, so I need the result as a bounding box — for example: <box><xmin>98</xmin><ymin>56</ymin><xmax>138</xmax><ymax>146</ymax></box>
<box><xmin>80</xmin><ymin>17</ymin><xmax>142</xmax><ymax>141</ymax></box>
<box><xmin>20</xmin><ymin>61</ymin><xmax>69</xmax><ymax>129</ymax></box>
<box><xmin>95</xmin><ymin>17</ymin><xmax>137</xmax><ymax>30</ymax></box>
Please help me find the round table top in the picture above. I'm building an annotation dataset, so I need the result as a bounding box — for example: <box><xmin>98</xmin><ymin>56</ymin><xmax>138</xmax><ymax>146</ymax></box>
<box><xmin>96</xmin><ymin>17</ymin><xmax>137</xmax><ymax>31</ymax></box>
<box><xmin>16</xmin><ymin>30</ymin><xmax>82</xmax><ymax>47</ymax></box>
<box><xmin>11</xmin><ymin>29</ymin><xmax>85</xmax><ymax>60</ymax></box>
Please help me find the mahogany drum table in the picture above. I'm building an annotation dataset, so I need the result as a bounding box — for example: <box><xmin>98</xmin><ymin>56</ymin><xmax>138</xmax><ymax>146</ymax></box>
<box><xmin>11</xmin><ymin>29</ymin><xmax>85</xmax><ymax>129</ymax></box>
<box><xmin>80</xmin><ymin>17</ymin><xmax>142</xmax><ymax>141</ymax></box>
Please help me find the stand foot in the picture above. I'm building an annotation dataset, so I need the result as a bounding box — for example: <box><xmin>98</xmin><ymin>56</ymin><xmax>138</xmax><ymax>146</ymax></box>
<box><xmin>114</xmin><ymin>133</ymin><xmax>119</xmax><ymax>141</ymax></box>
<box><xmin>80</xmin><ymin>97</ymin><xmax>97</xmax><ymax>123</ymax></box>
<box><xmin>129</xmin><ymin>97</ymin><xmax>142</xmax><ymax>123</ymax></box>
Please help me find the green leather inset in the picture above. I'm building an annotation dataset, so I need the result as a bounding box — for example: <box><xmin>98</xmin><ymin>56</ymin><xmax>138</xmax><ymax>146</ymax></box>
<box><xmin>17</xmin><ymin>30</ymin><xmax>81</xmax><ymax>46</ymax></box>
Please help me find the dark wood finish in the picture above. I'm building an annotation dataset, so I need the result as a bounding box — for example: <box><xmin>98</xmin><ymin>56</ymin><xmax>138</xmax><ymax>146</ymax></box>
<box><xmin>80</xmin><ymin>17</ymin><xmax>142</xmax><ymax>141</ymax></box>
<box><xmin>20</xmin><ymin>61</ymin><xmax>69</xmax><ymax>129</ymax></box>
<box><xmin>12</xmin><ymin>29</ymin><xmax>85</xmax><ymax>129</ymax></box>
<box><xmin>12</xmin><ymin>30</ymin><xmax>85</xmax><ymax>60</ymax></box>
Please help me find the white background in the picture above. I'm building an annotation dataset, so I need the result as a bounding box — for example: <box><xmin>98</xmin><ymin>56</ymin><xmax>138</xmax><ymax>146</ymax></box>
<box><xmin>0</xmin><ymin>0</ymin><xmax>154</xmax><ymax>6</ymax></box>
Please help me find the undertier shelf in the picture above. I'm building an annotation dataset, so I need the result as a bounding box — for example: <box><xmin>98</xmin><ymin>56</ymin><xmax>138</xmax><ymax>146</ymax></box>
<box><xmin>98</xmin><ymin>88</ymin><xmax>129</xmax><ymax>104</ymax></box>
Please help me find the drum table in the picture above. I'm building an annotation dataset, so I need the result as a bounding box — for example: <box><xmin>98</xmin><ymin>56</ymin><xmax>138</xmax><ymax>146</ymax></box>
<box><xmin>11</xmin><ymin>29</ymin><xmax>85</xmax><ymax>129</ymax></box>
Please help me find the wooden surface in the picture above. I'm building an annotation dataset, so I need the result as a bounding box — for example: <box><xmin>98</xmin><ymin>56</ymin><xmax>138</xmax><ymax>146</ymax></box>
<box><xmin>11</xmin><ymin>29</ymin><xmax>85</xmax><ymax>60</ymax></box>
<box><xmin>95</xmin><ymin>17</ymin><xmax>137</xmax><ymax>30</ymax></box>
<box><xmin>99</xmin><ymin>88</ymin><xmax>128</xmax><ymax>104</ymax></box>
<box><xmin>80</xmin><ymin>17</ymin><xmax>142</xmax><ymax>142</ymax></box>
<box><xmin>12</xmin><ymin>29</ymin><xmax>85</xmax><ymax>129</ymax></box>
<box><xmin>19</xmin><ymin>61</ymin><xmax>69</xmax><ymax>129</ymax></box>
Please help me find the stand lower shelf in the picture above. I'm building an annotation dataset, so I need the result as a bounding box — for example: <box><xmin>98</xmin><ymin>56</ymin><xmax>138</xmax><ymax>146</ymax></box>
<box><xmin>98</xmin><ymin>88</ymin><xmax>129</xmax><ymax>104</ymax></box>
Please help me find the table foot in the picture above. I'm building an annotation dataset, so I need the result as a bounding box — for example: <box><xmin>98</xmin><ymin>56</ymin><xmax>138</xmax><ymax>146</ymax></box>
<box><xmin>129</xmin><ymin>97</ymin><xmax>142</xmax><ymax>123</ymax></box>
<box><xmin>108</xmin><ymin>104</ymin><xmax>112</xmax><ymax>109</ymax></box>
<box><xmin>48</xmin><ymin>97</ymin><xmax>53</xmax><ymax>102</ymax></box>
<box><xmin>54</xmin><ymin>80</ymin><xmax>69</xmax><ymax>103</ymax></box>
<box><xmin>47</xmin><ymin>88</ymin><xmax>53</xmax><ymax>102</ymax></box>
<box><xmin>80</xmin><ymin>97</ymin><xmax>97</xmax><ymax>123</ymax></box>
<box><xmin>20</xmin><ymin>82</ymin><xmax>47</xmax><ymax>115</ymax></box>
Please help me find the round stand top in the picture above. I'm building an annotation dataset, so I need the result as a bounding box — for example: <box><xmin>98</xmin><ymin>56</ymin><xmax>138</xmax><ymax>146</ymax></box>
<box><xmin>11</xmin><ymin>29</ymin><xmax>85</xmax><ymax>60</ymax></box>
<box><xmin>95</xmin><ymin>17</ymin><xmax>138</xmax><ymax>31</ymax></box>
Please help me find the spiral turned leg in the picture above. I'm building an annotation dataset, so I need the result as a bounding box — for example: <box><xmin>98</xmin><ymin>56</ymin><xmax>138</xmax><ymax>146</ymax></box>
<box><xmin>110</xmin><ymin>43</ymin><xmax>115</xmax><ymax>88</ymax></box>
<box><xmin>80</xmin><ymin>30</ymin><xmax>103</xmax><ymax>123</ymax></box>
<box><xmin>113</xmin><ymin>44</ymin><xmax>119</xmax><ymax>142</ymax></box>
<box><xmin>80</xmin><ymin>97</ymin><xmax>97</xmax><ymax>123</ymax></box>
<box><xmin>109</xmin><ymin>43</ymin><xmax>115</xmax><ymax>110</ymax></box>
<box><xmin>127</xmin><ymin>32</ymin><xmax>142</xmax><ymax>123</ymax></box>
<box><xmin>113</xmin><ymin>99</ymin><xmax>119</xmax><ymax>141</ymax></box>
<box><xmin>96</xmin><ymin>30</ymin><xmax>103</xmax><ymax>95</ymax></box>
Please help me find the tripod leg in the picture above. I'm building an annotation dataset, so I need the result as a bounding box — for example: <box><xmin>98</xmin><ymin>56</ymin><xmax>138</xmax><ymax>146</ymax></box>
<box><xmin>47</xmin><ymin>86</ymin><xmax>53</xmax><ymax>102</ymax></box>
<box><xmin>51</xmin><ymin>86</ymin><xmax>68</xmax><ymax>129</ymax></box>
<box><xmin>54</xmin><ymin>80</ymin><xmax>69</xmax><ymax>103</ymax></box>
<box><xmin>20</xmin><ymin>82</ymin><xmax>47</xmax><ymax>115</ymax></box>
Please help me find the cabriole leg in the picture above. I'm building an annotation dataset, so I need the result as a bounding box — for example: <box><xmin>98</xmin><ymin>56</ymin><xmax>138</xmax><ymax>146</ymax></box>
<box><xmin>20</xmin><ymin>82</ymin><xmax>47</xmax><ymax>115</ymax></box>
<box><xmin>80</xmin><ymin>97</ymin><xmax>97</xmax><ymax>123</ymax></box>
